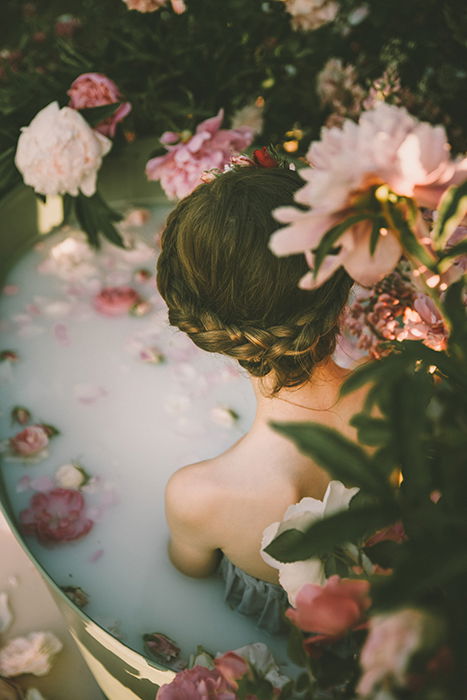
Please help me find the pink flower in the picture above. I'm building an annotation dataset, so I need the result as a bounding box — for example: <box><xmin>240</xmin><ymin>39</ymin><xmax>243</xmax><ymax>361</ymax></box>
<box><xmin>358</xmin><ymin>609</ymin><xmax>440</xmax><ymax>696</ymax></box>
<box><xmin>9</xmin><ymin>426</ymin><xmax>49</xmax><ymax>457</ymax></box>
<box><xmin>157</xmin><ymin>665</ymin><xmax>236</xmax><ymax>699</ymax></box>
<box><xmin>286</xmin><ymin>575</ymin><xmax>371</xmax><ymax>637</ymax></box>
<box><xmin>397</xmin><ymin>294</ymin><xmax>448</xmax><ymax>351</ymax></box>
<box><xmin>93</xmin><ymin>286</ymin><xmax>141</xmax><ymax>316</ymax></box>
<box><xmin>146</xmin><ymin>109</ymin><xmax>254</xmax><ymax>200</ymax></box>
<box><xmin>365</xmin><ymin>521</ymin><xmax>407</xmax><ymax>548</ymax></box>
<box><xmin>68</xmin><ymin>73</ymin><xmax>132</xmax><ymax>138</ymax></box>
<box><xmin>122</xmin><ymin>0</ymin><xmax>186</xmax><ymax>14</ymax></box>
<box><xmin>270</xmin><ymin>103</ymin><xmax>467</xmax><ymax>288</ymax></box>
<box><xmin>285</xmin><ymin>0</ymin><xmax>339</xmax><ymax>32</ymax></box>
<box><xmin>20</xmin><ymin>488</ymin><xmax>94</xmax><ymax>543</ymax></box>
<box><xmin>214</xmin><ymin>652</ymin><xmax>249</xmax><ymax>689</ymax></box>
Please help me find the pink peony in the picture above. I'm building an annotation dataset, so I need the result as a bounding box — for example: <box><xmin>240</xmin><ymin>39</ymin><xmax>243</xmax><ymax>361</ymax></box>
<box><xmin>20</xmin><ymin>488</ymin><xmax>94</xmax><ymax>543</ymax></box>
<box><xmin>68</xmin><ymin>73</ymin><xmax>132</xmax><ymax>138</ymax></box>
<box><xmin>146</xmin><ymin>109</ymin><xmax>254</xmax><ymax>200</ymax></box>
<box><xmin>270</xmin><ymin>103</ymin><xmax>467</xmax><ymax>288</ymax></box>
<box><xmin>156</xmin><ymin>664</ymin><xmax>236</xmax><ymax>699</ymax></box>
<box><xmin>9</xmin><ymin>425</ymin><xmax>49</xmax><ymax>457</ymax></box>
<box><xmin>93</xmin><ymin>286</ymin><xmax>141</xmax><ymax>316</ymax></box>
<box><xmin>286</xmin><ymin>575</ymin><xmax>371</xmax><ymax>637</ymax></box>
<box><xmin>122</xmin><ymin>0</ymin><xmax>186</xmax><ymax>14</ymax></box>
<box><xmin>358</xmin><ymin>609</ymin><xmax>440</xmax><ymax>696</ymax></box>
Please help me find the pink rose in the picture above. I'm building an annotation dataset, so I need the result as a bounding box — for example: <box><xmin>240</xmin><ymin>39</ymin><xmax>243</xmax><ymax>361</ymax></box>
<box><xmin>156</xmin><ymin>665</ymin><xmax>236</xmax><ymax>699</ymax></box>
<box><xmin>286</xmin><ymin>575</ymin><xmax>371</xmax><ymax>637</ymax></box>
<box><xmin>68</xmin><ymin>73</ymin><xmax>132</xmax><ymax>138</ymax></box>
<box><xmin>358</xmin><ymin>609</ymin><xmax>440</xmax><ymax>696</ymax></box>
<box><xmin>93</xmin><ymin>286</ymin><xmax>141</xmax><ymax>316</ymax></box>
<box><xmin>146</xmin><ymin>109</ymin><xmax>254</xmax><ymax>200</ymax></box>
<box><xmin>20</xmin><ymin>488</ymin><xmax>94</xmax><ymax>543</ymax></box>
<box><xmin>9</xmin><ymin>425</ymin><xmax>49</xmax><ymax>457</ymax></box>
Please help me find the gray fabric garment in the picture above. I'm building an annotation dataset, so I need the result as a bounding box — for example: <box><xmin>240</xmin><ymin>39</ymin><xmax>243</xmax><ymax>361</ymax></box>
<box><xmin>218</xmin><ymin>554</ymin><xmax>289</xmax><ymax>635</ymax></box>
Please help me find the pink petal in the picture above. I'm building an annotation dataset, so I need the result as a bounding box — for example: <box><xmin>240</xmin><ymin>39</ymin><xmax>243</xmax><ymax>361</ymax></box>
<box><xmin>89</xmin><ymin>548</ymin><xmax>104</xmax><ymax>563</ymax></box>
<box><xmin>195</xmin><ymin>109</ymin><xmax>224</xmax><ymax>137</ymax></box>
<box><xmin>53</xmin><ymin>323</ymin><xmax>71</xmax><ymax>346</ymax></box>
<box><xmin>343</xmin><ymin>228</ymin><xmax>402</xmax><ymax>288</ymax></box>
<box><xmin>30</xmin><ymin>475</ymin><xmax>55</xmax><ymax>493</ymax></box>
<box><xmin>270</xmin><ymin>209</ymin><xmax>337</xmax><ymax>256</ymax></box>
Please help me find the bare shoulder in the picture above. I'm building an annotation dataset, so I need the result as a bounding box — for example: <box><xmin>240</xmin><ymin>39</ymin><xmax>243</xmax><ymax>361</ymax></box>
<box><xmin>165</xmin><ymin>460</ymin><xmax>221</xmax><ymax>528</ymax></box>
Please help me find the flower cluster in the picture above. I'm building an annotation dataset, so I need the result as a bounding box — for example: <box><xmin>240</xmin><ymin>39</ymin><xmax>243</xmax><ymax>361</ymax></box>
<box><xmin>343</xmin><ymin>269</ymin><xmax>448</xmax><ymax>358</ymax></box>
<box><xmin>316</xmin><ymin>58</ymin><xmax>365</xmax><ymax>127</ymax></box>
<box><xmin>67</xmin><ymin>73</ymin><xmax>132</xmax><ymax>138</ymax></box>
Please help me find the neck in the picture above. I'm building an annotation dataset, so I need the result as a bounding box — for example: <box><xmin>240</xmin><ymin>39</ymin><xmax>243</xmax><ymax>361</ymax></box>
<box><xmin>250</xmin><ymin>357</ymin><xmax>350</xmax><ymax>424</ymax></box>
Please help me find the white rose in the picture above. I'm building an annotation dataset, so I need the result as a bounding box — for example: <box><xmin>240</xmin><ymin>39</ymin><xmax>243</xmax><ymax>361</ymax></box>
<box><xmin>55</xmin><ymin>463</ymin><xmax>87</xmax><ymax>490</ymax></box>
<box><xmin>261</xmin><ymin>480</ymin><xmax>359</xmax><ymax>605</ymax></box>
<box><xmin>15</xmin><ymin>101</ymin><xmax>111</xmax><ymax>197</ymax></box>
<box><xmin>0</xmin><ymin>631</ymin><xmax>62</xmax><ymax>677</ymax></box>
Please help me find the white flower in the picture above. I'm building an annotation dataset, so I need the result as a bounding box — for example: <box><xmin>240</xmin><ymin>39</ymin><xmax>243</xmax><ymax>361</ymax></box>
<box><xmin>0</xmin><ymin>592</ymin><xmax>13</xmax><ymax>634</ymax></box>
<box><xmin>231</xmin><ymin>103</ymin><xmax>264</xmax><ymax>136</ymax></box>
<box><xmin>210</xmin><ymin>406</ymin><xmax>239</xmax><ymax>427</ymax></box>
<box><xmin>25</xmin><ymin>690</ymin><xmax>48</xmax><ymax>700</ymax></box>
<box><xmin>229</xmin><ymin>643</ymin><xmax>290</xmax><ymax>689</ymax></box>
<box><xmin>15</xmin><ymin>101</ymin><xmax>112</xmax><ymax>197</ymax></box>
<box><xmin>284</xmin><ymin>0</ymin><xmax>339</xmax><ymax>32</ymax></box>
<box><xmin>38</xmin><ymin>232</ymin><xmax>98</xmax><ymax>281</ymax></box>
<box><xmin>260</xmin><ymin>480</ymin><xmax>359</xmax><ymax>605</ymax></box>
<box><xmin>55</xmin><ymin>463</ymin><xmax>87</xmax><ymax>490</ymax></box>
<box><xmin>0</xmin><ymin>631</ymin><xmax>62</xmax><ymax>677</ymax></box>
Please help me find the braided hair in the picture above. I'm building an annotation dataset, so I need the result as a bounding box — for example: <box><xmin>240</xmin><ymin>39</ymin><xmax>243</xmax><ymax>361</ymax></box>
<box><xmin>157</xmin><ymin>166</ymin><xmax>352</xmax><ymax>394</ymax></box>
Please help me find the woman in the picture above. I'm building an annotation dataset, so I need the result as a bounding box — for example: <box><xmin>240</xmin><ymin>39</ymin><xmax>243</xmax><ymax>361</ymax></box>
<box><xmin>157</xmin><ymin>163</ymin><xmax>367</xmax><ymax>632</ymax></box>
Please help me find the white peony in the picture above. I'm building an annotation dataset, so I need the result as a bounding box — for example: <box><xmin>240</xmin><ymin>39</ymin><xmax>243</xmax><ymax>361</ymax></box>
<box><xmin>231</xmin><ymin>103</ymin><xmax>264</xmax><ymax>136</ymax></box>
<box><xmin>15</xmin><ymin>101</ymin><xmax>111</xmax><ymax>197</ymax></box>
<box><xmin>38</xmin><ymin>232</ymin><xmax>98</xmax><ymax>281</ymax></box>
<box><xmin>261</xmin><ymin>480</ymin><xmax>359</xmax><ymax>605</ymax></box>
<box><xmin>0</xmin><ymin>631</ymin><xmax>62</xmax><ymax>677</ymax></box>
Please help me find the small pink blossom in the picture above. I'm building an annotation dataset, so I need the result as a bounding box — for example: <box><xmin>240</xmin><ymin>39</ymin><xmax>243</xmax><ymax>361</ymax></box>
<box><xmin>365</xmin><ymin>521</ymin><xmax>407</xmax><ymax>548</ymax></box>
<box><xmin>358</xmin><ymin>609</ymin><xmax>440</xmax><ymax>696</ymax></box>
<box><xmin>20</xmin><ymin>488</ymin><xmax>93</xmax><ymax>543</ymax></box>
<box><xmin>286</xmin><ymin>575</ymin><xmax>371</xmax><ymax>638</ymax></box>
<box><xmin>146</xmin><ymin>109</ymin><xmax>254</xmax><ymax>200</ymax></box>
<box><xmin>93</xmin><ymin>286</ymin><xmax>141</xmax><ymax>316</ymax></box>
<box><xmin>285</xmin><ymin>0</ymin><xmax>339</xmax><ymax>31</ymax></box>
<box><xmin>9</xmin><ymin>426</ymin><xmax>49</xmax><ymax>457</ymax></box>
<box><xmin>68</xmin><ymin>73</ymin><xmax>132</xmax><ymax>138</ymax></box>
<box><xmin>157</xmin><ymin>665</ymin><xmax>236</xmax><ymax>699</ymax></box>
<box><xmin>214</xmin><ymin>651</ymin><xmax>249</xmax><ymax>689</ymax></box>
<box><xmin>89</xmin><ymin>548</ymin><xmax>104</xmax><ymax>563</ymax></box>
<box><xmin>122</xmin><ymin>209</ymin><xmax>151</xmax><ymax>227</ymax></box>
<box><xmin>397</xmin><ymin>294</ymin><xmax>447</xmax><ymax>351</ymax></box>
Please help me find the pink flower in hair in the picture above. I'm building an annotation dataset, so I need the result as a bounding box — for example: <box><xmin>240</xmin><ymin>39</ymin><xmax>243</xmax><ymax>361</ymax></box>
<box><xmin>146</xmin><ymin>109</ymin><xmax>254</xmax><ymax>200</ymax></box>
<box><xmin>68</xmin><ymin>73</ymin><xmax>132</xmax><ymax>138</ymax></box>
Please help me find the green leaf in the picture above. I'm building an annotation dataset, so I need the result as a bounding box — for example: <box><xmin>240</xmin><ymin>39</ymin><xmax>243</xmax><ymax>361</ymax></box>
<box><xmin>350</xmin><ymin>414</ymin><xmax>391</xmax><ymax>447</ymax></box>
<box><xmin>270</xmin><ymin>421</ymin><xmax>391</xmax><ymax>496</ymax></box>
<box><xmin>78</xmin><ymin>103</ymin><xmax>122</xmax><ymax>127</ymax></box>
<box><xmin>388</xmin><ymin>203</ymin><xmax>436</xmax><ymax>269</ymax></box>
<box><xmin>432</xmin><ymin>181</ymin><xmax>467</xmax><ymax>249</ymax></box>
<box><xmin>287</xmin><ymin>625</ymin><xmax>308</xmax><ymax>668</ymax></box>
<box><xmin>312</xmin><ymin>213</ymin><xmax>375</xmax><ymax>278</ymax></box>
<box><xmin>264</xmin><ymin>504</ymin><xmax>398</xmax><ymax>562</ymax></box>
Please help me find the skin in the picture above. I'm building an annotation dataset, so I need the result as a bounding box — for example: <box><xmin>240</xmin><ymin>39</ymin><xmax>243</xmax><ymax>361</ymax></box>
<box><xmin>165</xmin><ymin>356</ymin><xmax>369</xmax><ymax>584</ymax></box>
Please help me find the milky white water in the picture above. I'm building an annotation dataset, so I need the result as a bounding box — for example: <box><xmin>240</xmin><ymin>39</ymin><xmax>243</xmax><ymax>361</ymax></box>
<box><xmin>0</xmin><ymin>206</ymin><xmax>294</xmax><ymax>670</ymax></box>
